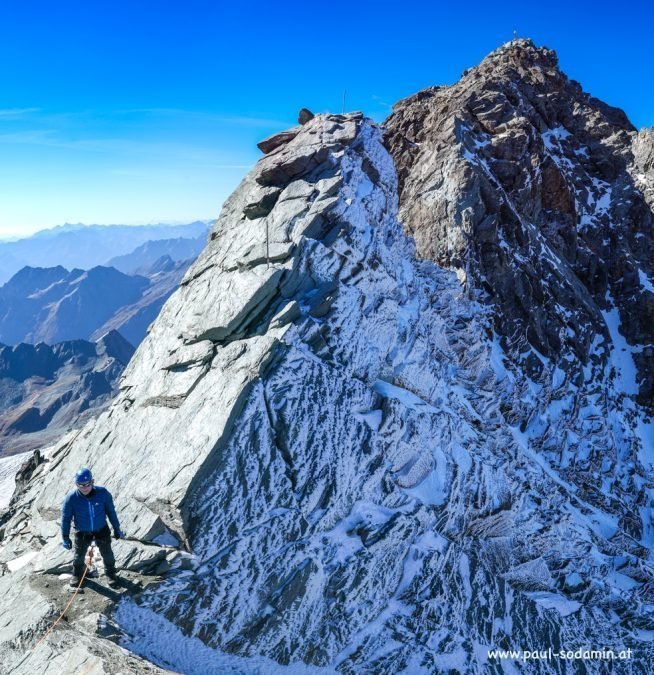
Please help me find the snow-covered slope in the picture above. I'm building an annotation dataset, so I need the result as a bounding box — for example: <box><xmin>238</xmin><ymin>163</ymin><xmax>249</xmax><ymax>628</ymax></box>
<box><xmin>0</xmin><ymin>43</ymin><xmax>652</xmax><ymax>674</ymax></box>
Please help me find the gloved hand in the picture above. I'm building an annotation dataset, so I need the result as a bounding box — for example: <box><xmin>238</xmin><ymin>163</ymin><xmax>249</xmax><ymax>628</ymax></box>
<box><xmin>62</xmin><ymin>537</ymin><xmax>72</xmax><ymax>550</ymax></box>
<box><xmin>113</xmin><ymin>529</ymin><xmax>125</xmax><ymax>540</ymax></box>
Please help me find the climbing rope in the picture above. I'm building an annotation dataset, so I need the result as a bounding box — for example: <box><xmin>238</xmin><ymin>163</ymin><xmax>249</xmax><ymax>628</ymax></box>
<box><xmin>31</xmin><ymin>544</ymin><xmax>96</xmax><ymax>653</ymax></box>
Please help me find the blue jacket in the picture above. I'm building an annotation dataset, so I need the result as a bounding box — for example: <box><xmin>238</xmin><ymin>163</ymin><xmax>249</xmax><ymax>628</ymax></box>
<box><xmin>61</xmin><ymin>486</ymin><xmax>121</xmax><ymax>537</ymax></box>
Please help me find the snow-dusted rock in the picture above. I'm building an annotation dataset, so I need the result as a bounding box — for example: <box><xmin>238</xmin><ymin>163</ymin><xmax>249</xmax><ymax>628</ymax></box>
<box><xmin>386</xmin><ymin>38</ymin><xmax>654</xmax><ymax>408</ymax></box>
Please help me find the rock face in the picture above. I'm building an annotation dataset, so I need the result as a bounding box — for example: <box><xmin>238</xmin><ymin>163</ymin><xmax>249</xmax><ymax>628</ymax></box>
<box><xmin>0</xmin><ymin>44</ymin><xmax>653</xmax><ymax>674</ymax></box>
<box><xmin>385</xmin><ymin>39</ymin><xmax>654</xmax><ymax>408</ymax></box>
<box><xmin>0</xmin><ymin>331</ymin><xmax>134</xmax><ymax>457</ymax></box>
<box><xmin>633</xmin><ymin>127</ymin><xmax>654</xmax><ymax>209</ymax></box>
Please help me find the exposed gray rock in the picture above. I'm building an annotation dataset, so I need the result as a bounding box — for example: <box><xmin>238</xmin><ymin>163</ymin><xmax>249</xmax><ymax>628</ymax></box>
<box><xmin>633</xmin><ymin>127</ymin><xmax>654</xmax><ymax>209</ymax></box>
<box><xmin>257</xmin><ymin>127</ymin><xmax>301</xmax><ymax>155</ymax></box>
<box><xmin>298</xmin><ymin>107</ymin><xmax>315</xmax><ymax>125</ymax></box>
<box><xmin>0</xmin><ymin>566</ymin><xmax>174</xmax><ymax>674</ymax></box>
<box><xmin>243</xmin><ymin>185</ymin><xmax>282</xmax><ymax>219</ymax></box>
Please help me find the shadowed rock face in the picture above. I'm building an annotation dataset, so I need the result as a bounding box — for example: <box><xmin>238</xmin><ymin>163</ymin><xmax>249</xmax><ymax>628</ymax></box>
<box><xmin>0</xmin><ymin>46</ymin><xmax>653</xmax><ymax>675</ymax></box>
<box><xmin>385</xmin><ymin>39</ymin><xmax>654</xmax><ymax>407</ymax></box>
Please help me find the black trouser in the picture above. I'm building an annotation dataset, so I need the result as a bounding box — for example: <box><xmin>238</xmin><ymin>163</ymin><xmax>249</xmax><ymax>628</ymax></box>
<box><xmin>73</xmin><ymin>525</ymin><xmax>115</xmax><ymax>577</ymax></box>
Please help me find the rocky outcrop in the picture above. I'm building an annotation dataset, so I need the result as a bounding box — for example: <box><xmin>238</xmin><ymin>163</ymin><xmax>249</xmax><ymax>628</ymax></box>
<box><xmin>298</xmin><ymin>107</ymin><xmax>315</xmax><ymax>125</ymax></box>
<box><xmin>0</xmin><ymin>45</ymin><xmax>653</xmax><ymax>674</ymax></box>
<box><xmin>385</xmin><ymin>38</ymin><xmax>654</xmax><ymax>408</ymax></box>
<box><xmin>633</xmin><ymin>127</ymin><xmax>654</xmax><ymax>209</ymax></box>
<box><xmin>0</xmin><ymin>331</ymin><xmax>134</xmax><ymax>457</ymax></box>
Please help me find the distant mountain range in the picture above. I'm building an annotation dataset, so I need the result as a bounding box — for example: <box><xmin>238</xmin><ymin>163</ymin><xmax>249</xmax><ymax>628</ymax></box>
<box><xmin>0</xmin><ymin>229</ymin><xmax>205</xmax><ymax>457</ymax></box>
<box><xmin>0</xmin><ymin>265</ymin><xmax>149</xmax><ymax>344</ymax></box>
<box><xmin>89</xmin><ymin>256</ymin><xmax>194</xmax><ymax>346</ymax></box>
<box><xmin>0</xmin><ymin>258</ymin><xmax>193</xmax><ymax>347</ymax></box>
<box><xmin>106</xmin><ymin>235</ymin><xmax>206</xmax><ymax>275</ymax></box>
<box><xmin>0</xmin><ymin>221</ymin><xmax>210</xmax><ymax>284</ymax></box>
<box><xmin>0</xmin><ymin>330</ymin><xmax>134</xmax><ymax>457</ymax></box>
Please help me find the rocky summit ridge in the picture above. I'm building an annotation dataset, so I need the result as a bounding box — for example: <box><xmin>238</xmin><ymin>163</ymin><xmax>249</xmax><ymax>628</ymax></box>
<box><xmin>386</xmin><ymin>38</ymin><xmax>653</xmax><ymax>403</ymax></box>
<box><xmin>0</xmin><ymin>41</ymin><xmax>653</xmax><ymax>674</ymax></box>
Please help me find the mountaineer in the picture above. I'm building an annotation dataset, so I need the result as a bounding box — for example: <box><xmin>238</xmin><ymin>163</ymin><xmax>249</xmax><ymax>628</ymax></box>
<box><xmin>61</xmin><ymin>467</ymin><xmax>124</xmax><ymax>588</ymax></box>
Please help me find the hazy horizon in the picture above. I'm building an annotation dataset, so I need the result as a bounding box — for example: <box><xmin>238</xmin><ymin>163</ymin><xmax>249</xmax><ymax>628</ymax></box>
<box><xmin>1</xmin><ymin>0</ymin><xmax>652</xmax><ymax>239</ymax></box>
<box><xmin>0</xmin><ymin>218</ymin><xmax>214</xmax><ymax>242</ymax></box>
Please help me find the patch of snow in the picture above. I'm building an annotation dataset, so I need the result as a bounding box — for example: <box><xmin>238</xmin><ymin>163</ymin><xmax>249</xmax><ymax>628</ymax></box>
<box><xmin>353</xmin><ymin>409</ymin><xmax>382</xmax><ymax>431</ymax></box>
<box><xmin>525</xmin><ymin>591</ymin><xmax>581</xmax><ymax>617</ymax></box>
<box><xmin>7</xmin><ymin>550</ymin><xmax>38</xmax><ymax>572</ymax></box>
<box><xmin>403</xmin><ymin>459</ymin><xmax>447</xmax><ymax>506</ymax></box>
<box><xmin>601</xmin><ymin>298</ymin><xmax>638</xmax><ymax>395</ymax></box>
<box><xmin>431</xmin><ymin>646</ymin><xmax>469</xmax><ymax>671</ymax></box>
<box><xmin>0</xmin><ymin>453</ymin><xmax>26</xmax><ymax>510</ymax></box>
<box><xmin>565</xmin><ymin>502</ymin><xmax>618</xmax><ymax>541</ymax></box>
<box><xmin>542</xmin><ymin>127</ymin><xmax>571</xmax><ymax>149</ymax></box>
<box><xmin>606</xmin><ymin>571</ymin><xmax>641</xmax><ymax>592</ymax></box>
<box><xmin>152</xmin><ymin>529</ymin><xmax>180</xmax><ymax>547</ymax></box>
<box><xmin>116</xmin><ymin>601</ymin><xmax>337</xmax><ymax>674</ymax></box>
<box><xmin>595</xmin><ymin>186</ymin><xmax>612</xmax><ymax>215</ymax></box>
<box><xmin>451</xmin><ymin>442</ymin><xmax>472</xmax><ymax>475</ymax></box>
<box><xmin>639</xmin><ymin>269</ymin><xmax>654</xmax><ymax>294</ymax></box>
<box><xmin>372</xmin><ymin>380</ymin><xmax>438</xmax><ymax>413</ymax></box>
<box><xmin>320</xmin><ymin>501</ymin><xmax>397</xmax><ymax>566</ymax></box>
<box><xmin>565</xmin><ymin>572</ymin><xmax>583</xmax><ymax>587</ymax></box>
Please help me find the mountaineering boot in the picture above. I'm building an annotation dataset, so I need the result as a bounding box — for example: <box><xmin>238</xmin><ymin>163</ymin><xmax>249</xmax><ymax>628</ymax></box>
<box><xmin>106</xmin><ymin>571</ymin><xmax>120</xmax><ymax>589</ymax></box>
<box><xmin>67</xmin><ymin>574</ymin><xmax>85</xmax><ymax>592</ymax></box>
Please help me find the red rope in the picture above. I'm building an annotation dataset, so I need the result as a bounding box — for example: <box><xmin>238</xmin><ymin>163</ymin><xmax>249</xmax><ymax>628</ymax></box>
<box><xmin>32</xmin><ymin>544</ymin><xmax>96</xmax><ymax>652</ymax></box>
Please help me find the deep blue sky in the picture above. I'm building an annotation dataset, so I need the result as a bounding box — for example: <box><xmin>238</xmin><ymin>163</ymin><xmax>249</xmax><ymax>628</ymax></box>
<box><xmin>0</xmin><ymin>0</ymin><xmax>652</xmax><ymax>237</ymax></box>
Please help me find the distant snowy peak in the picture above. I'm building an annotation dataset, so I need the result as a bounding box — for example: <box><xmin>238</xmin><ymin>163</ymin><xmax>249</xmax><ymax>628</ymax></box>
<box><xmin>0</xmin><ymin>220</ymin><xmax>211</xmax><ymax>284</ymax></box>
<box><xmin>0</xmin><ymin>257</ymin><xmax>196</xmax><ymax>348</ymax></box>
<box><xmin>0</xmin><ymin>265</ymin><xmax>149</xmax><ymax>344</ymax></box>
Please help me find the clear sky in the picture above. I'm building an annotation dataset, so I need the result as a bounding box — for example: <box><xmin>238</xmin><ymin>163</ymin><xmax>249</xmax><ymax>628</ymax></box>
<box><xmin>0</xmin><ymin>0</ymin><xmax>652</xmax><ymax>238</ymax></box>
